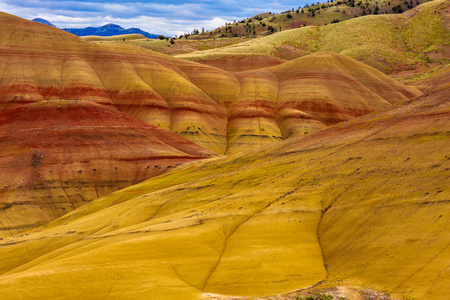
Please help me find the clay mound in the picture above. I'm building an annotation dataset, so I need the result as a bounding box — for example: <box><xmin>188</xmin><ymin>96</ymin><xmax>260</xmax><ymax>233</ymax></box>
<box><xmin>225</xmin><ymin>52</ymin><xmax>422</xmax><ymax>154</ymax></box>
<box><xmin>0</xmin><ymin>101</ymin><xmax>214</xmax><ymax>238</ymax></box>
<box><xmin>0</xmin><ymin>84</ymin><xmax>447</xmax><ymax>299</ymax></box>
<box><xmin>0</xmin><ymin>12</ymin><xmax>422</xmax><ymax>155</ymax></box>
<box><xmin>271</xmin><ymin>52</ymin><xmax>420</xmax><ymax>134</ymax></box>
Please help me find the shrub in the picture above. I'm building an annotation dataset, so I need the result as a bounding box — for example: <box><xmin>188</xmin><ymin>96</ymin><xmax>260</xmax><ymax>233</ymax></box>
<box><xmin>392</xmin><ymin>5</ymin><xmax>403</xmax><ymax>13</ymax></box>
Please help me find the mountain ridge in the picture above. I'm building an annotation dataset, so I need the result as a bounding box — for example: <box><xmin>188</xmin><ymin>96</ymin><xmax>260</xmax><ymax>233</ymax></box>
<box><xmin>32</xmin><ymin>18</ymin><xmax>57</xmax><ymax>28</ymax></box>
<box><xmin>32</xmin><ymin>18</ymin><xmax>159</xmax><ymax>39</ymax></box>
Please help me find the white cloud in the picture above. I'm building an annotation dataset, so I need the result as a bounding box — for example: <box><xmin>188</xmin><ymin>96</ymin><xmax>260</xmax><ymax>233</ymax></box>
<box><xmin>103</xmin><ymin>3</ymin><xmax>138</xmax><ymax>14</ymax></box>
<box><xmin>1</xmin><ymin>0</ymin><xmax>308</xmax><ymax>36</ymax></box>
<box><xmin>31</xmin><ymin>13</ymin><xmax>231</xmax><ymax>36</ymax></box>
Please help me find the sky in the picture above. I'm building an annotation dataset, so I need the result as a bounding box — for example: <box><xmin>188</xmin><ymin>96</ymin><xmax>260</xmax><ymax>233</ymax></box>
<box><xmin>0</xmin><ymin>0</ymin><xmax>309</xmax><ymax>36</ymax></box>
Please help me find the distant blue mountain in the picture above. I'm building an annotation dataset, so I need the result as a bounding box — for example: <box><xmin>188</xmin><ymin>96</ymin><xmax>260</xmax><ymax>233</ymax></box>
<box><xmin>31</xmin><ymin>19</ymin><xmax>159</xmax><ymax>39</ymax></box>
<box><xmin>63</xmin><ymin>23</ymin><xmax>159</xmax><ymax>39</ymax></box>
<box><xmin>32</xmin><ymin>18</ymin><xmax>58</xmax><ymax>28</ymax></box>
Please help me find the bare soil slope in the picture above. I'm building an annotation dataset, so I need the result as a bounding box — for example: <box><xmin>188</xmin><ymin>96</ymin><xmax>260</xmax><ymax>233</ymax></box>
<box><xmin>414</xmin><ymin>64</ymin><xmax>450</xmax><ymax>92</ymax></box>
<box><xmin>0</xmin><ymin>101</ymin><xmax>214</xmax><ymax>237</ymax></box>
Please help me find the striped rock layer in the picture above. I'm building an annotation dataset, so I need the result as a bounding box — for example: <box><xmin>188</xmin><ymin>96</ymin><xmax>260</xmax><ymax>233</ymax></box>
<box><xmin>0</xmin><ymin>101</ymin><xmax>214</xmax><ymax>237</ymax></box>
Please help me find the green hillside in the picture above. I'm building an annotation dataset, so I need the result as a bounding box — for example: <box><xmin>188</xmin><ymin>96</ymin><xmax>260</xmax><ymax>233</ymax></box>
<box><xmin>178</xmin><ymin>0</ymin><xmax>450</xmax><ymax>73</ymax></box>
<box><xmin>195</xmin><ymin>0</ymin><xmax>432</xmax><ymax>38</ymax></box>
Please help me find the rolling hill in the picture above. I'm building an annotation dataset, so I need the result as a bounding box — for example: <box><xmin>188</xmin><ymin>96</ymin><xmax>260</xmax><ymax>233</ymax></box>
<box><xmin>0</xmin><ymin>11</ymin><xmax>421</xmax><ymax>155</ymax></box>
<box><xmin>196</xmin><ymin>0</ymin><xmax>432</xmax><ymax>38</ymax></box>
<box><xmin>414</xmin><ymin>64</ymin><xmax>450</xmax><ymax>92</ymax></box>
<box><xmin>87</xmin><ymin>1</ymin><xmax>449</xmax><ymax>74</ymax></box>
<box><xmin>0</xmin><ymin>76</ymin><xmax>447</xmax><ymax>300</ymax></box>
<box><xmin>0</xmin><ymin>11</ymin><xmax>418</xmax><ymax>238</ymax></box>
<box><xmin>0</xmin><ymin>11</ymin><xmax>237</xmax><ymax>154</ymax></box>
<box><xmin>226</xmin><ymin>52</ymin><xmax>420</xmax><ymax>154</ymax></box>
<box><xmin>178</xmin><ymin>0</ymin><xmax>450</xmax><ymax>73</ymax></box>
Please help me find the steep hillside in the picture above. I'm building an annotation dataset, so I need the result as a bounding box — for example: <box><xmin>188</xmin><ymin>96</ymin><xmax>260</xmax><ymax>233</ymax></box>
<box><xmin>0</xmin><ymin>101</ymin><xmax>214</xmax><ymax>238</ymax></box>
<box><xmin>198</xmin><ymin>0</ymin><xmax>431</xmax><ymax>38</ymax></box>
<box><xmin>0</xmin><ymin>12</ymin><xmax>421</xmax><ymax>155</ymax></box>
<box><xmin>79</xmin><ymin>0</ymin><xmax>441</xmax><ymax>67</ymax></box>
<box><xmin>0</xmin><ymin>83</ymin><xmax>447</xmax><ymax>299</ymax></box>
<box><xmin>178</xmin><ymin>0</ymin><xmax>450</xmax><ymax>73</ymax></box>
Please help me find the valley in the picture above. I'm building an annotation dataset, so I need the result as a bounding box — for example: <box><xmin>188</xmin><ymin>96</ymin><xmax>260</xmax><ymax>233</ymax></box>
<box><xmin>0</xmin><ymin>0</ymin><xmax>448</xmax><ymax>299</ymax></box>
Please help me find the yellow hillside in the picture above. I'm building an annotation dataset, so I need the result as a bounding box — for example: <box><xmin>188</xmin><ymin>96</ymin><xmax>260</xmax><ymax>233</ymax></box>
<box><xmin>0</xmin><ymin>83</ymin><xmax>448</xmax><ymax>299</ymax></box>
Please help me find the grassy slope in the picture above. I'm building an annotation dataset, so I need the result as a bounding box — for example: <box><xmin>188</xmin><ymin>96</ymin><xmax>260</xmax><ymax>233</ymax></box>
<box><xmin>177</xmin><ymin>0</ymin><xmax>450</xmax><ymax>73</ymax></box>
<box><xmin>0</xmin><ymin>84</ymin><xmax>448</xmax><ymax>299</ymax></box>
<box><xmin>198</xmin><ymin>0</ymin><xmax>431</xmax><ymax>38</ymax></box>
